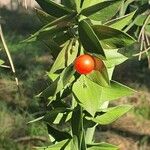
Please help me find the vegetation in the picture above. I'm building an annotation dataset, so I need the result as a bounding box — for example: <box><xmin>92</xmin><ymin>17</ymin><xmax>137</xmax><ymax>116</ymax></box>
<box><xmin>0</xmin><ymin>0</ymin><xmax>150</xmax><ymax>150</ymax></box>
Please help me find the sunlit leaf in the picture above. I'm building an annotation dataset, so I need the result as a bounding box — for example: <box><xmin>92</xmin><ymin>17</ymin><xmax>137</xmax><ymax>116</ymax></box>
<box><xmin>87</xmin><ymin>142</ymin><xmax>118</xmax><ymax>150</ymax></box>
<box><xmin>105</xmin><ymin>11</ymin><xmax>136</xmax><ymax>30</ymax></box>
<box><xmin>81</xmin><ymin>0</ymin><xmax>122</xmax><ymax>22</ymax></box>
<box><xmin>92</xmin><ymin>25</ymin><xmax>136</xmax><ymax>49</ymax></box>
<box><xmin>73</xmin><ymin>75</ymin><xmax>102</xmax><ymax>116</ymax></box>
<box><xmin>90</xmin><ymin>105</ymin><xmax>132</xmax><ymax>125</ymax></box>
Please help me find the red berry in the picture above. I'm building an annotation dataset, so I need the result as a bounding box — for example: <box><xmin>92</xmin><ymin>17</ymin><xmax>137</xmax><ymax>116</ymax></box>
<box><xmin>74</xmin><ymin>54</ymin><xmax>95</xmax><ymax>74</ymax></box>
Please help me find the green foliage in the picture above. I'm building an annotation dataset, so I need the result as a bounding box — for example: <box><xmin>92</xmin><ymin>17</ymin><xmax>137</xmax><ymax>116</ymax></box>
<box><xmin>35</xmin><ymin>0</ymin><xmax>74</xmax><ymax>17</ymax></box>
<box><xmin>78</xmin><ymin>20</ymin><xmax>105</xmax><ymax>56</ymax></box>
<box><xmin>89</xmin><ymin>105</ymin><xmax>132</xmax><ymax>125</ymax></box>
<box><xmin>81</xmin><ymin>0</ymin><xmax>122</xmax><ymax>22</ymax></box>
<box><xmin>87</xmin><ymin>142</ymin><xmax>118</xmax><ymax>150</ymax></box>
<box><xmin>0</xmin><ymin>59</ymin><xmax>4</xmax><ymax>66</ymax></box>
<box><xmin>24</xmin><ymin>0</ymin><xmax>140</xmax><ymax>149</ymax></box>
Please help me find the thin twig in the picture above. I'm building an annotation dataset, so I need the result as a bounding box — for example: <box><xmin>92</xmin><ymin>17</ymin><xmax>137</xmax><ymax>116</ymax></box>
<box><xmin>133</xmin><ymin>47</ymin><xmax>150</xmax><ymax>57</ymax></box>
<box><xmin>0</xmin><ymin>25</ymin><xmax>22</xmax><ymax>97</ymax></box>
<box><xmin>0</xmin><ymin>25</ymin><xmax>18</xmax><ymax>85</ymax></box>
<box><xmin>139</xmin><ymin>32</ymin><xmax>145</xmax><ymax>61</ymax></box>
<box><xmin>145</xmin><ymin>34</ymin><xmax>150</xmax><ymax>46</ymax></box>
<box><xmin>0</xmin><ymin>64</ymin><xmax>10</xmax><ymax>68</ymax></box>
<box><xmin>138</xmin><ymin>14</ymin><xmax>150</xmax><ymax>42</ymax></box>
<box><xmin>138</xmin><ymin>14</ymin><xmax>150</xmax><ymax>62</ymax></box>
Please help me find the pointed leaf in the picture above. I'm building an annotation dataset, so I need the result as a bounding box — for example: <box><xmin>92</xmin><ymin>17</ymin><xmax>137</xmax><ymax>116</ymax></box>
<box><xmin>50</xmin><ymin>39</ymin><xmax>78</xmax><ymax>73</ymax></box>
<box><xmin>23</xmin><ymin>13</ymin><xmax>76</xmax><ymax>43</ymax></box>
<box><xmin>74</xmin><ymin>0</ymin><xmax>81</xmax><ymax>13</ymax></box>
<box><xmin>92</xmin><ymin>25</ymin><xmax>136</xmax><ymax>49</ymax></box>
<box><xmin>41</xmin><ymin>65</ymin><xmax>75</xmax><ymax>100</ymax></box>
<box><xmin>100</xmin><ymin>80</ymin><xmax>135</xmax><ymax>101</ymax></box>
<box><xmin>42</xmin><ymin>39</ymin><xmax>61</xmax><ymax>58</ymax></box>
<box><xmin>61</xmin><ymin>0</ymin><xmax>76</xmax><ymax>10</ymax></box>
<box><xmin>87</xmin><ymin>69</ymin><xmax>109</xmax><ymax>87</ymax></box>
<box><xmin>78</xmin><ymin>20</ymin><xmax>105</xmax><ymax>56</ymax></box>
<box><xmin>107</xmin><ymin>67</ymin><xmax>115</xmax><ymax>80</ymax></box>
<box><xmin>104</xmin><ymin>49</ymin><xmax>128</xmax><ymax>68</ymax></box>
<box><xmin>50</xmin><ymin>40</ymin><xmax>70</xmax><ymax>73</ymax></box>
<box><xmin>82</xmin><ymin>0</ymin><xmax>105</xmax><ymax>9</ymax></box>
<box><xmin>105</xmin><ymin>11</ymin><xmax>136</xmax><ymax>30</ymax></box>
<box><xmin>35</xmin><ymin>0</ymin><xmax>73</xmax><ymax>17</ymax></box>
<box><xmin>36</xmin><ymin>140</ymin><xmax>69</xmax><ymax>150</ymax></box>
<box><xmin>71</xmin><ymin>105</ymin><xmax>83</xmax><ymax>148</ymax></box>
<box><xmin>59</xmin><ymin>64</ymin><xmax>75</xmax><ymax>87</ymax></box>
<box><xmin>73</xmin><ymin>76</ymin><xmax>102</xmax><ymax>116</ymax></box>
<box><xmin>87</xmin><ymin>142</ymin><xmax>118</xmax><ymax>150</ymax></box>
<box><xmin>91</xmin><ymin>105</ymin><xmax>132</xmax><ymax>125</ymax></box>
<box><xmin>0</xmin><ymin>59</ymin><xmax>4</xmax><ymax>65</ymax></box>
<box><xmin>71</xmin><ymin>136</ymin><xmax>79</xmax><ymax>150</ymax></box>
<box><xmin>47</xmin><ymin>124</ymin><xmax>72</xmax><ymax>142</ymax></box>
<box><xmin>35</xmin><ymin>8</ymin><xmax>56</xmax><ymax>24</ymax></box>
<box><xmin>23</xmin><ymin>25</ymin><xmax>68</xmax><ymax>43</ymax></box>
<box><xmin>135</xmin><ymin>14</ymin><xmax>149</xmax><ymax>26</ymax></box>
<box><xmin>43</xmin><ymin>107</ymin><xmax>67</xmax><ymax>123</ymax></box>
<box><xmin>81</xmin><ymin>0</ymin><xmax>122</xmax><ymax>22</ymax></box>
<box><xmin>39</xmin><ymin>77</ymin><xmax>60</xmax><ymax>100</ymax></box>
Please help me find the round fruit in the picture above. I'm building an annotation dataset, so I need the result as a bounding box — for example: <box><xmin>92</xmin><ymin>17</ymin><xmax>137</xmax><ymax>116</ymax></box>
<box><xmin>74</xmin><ymin>54</ymin><xmax>95</xmax><ymax>74</ymax></box>
<box><xmin>93</xmin><ymin>57</ymin><xmax>104</xmax><ymax>71</ymax></box>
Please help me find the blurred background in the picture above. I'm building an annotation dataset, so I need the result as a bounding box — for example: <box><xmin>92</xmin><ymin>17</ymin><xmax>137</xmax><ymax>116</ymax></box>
<box><xmin>0</xmin><ymin>0</ymin><xmax>150</xmax><ymax>150</ymax></box>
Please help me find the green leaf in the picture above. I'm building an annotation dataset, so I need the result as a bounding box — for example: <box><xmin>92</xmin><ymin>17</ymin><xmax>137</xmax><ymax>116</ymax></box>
<box><xmin>71</xmin><ymin>105</ymin><xmax>83</xmax><ymax>149</ymax></box>
<box><xmin>100</xmin><ymin>80</ymin><xmax>135</xmax><ymax>101</ymax></box>
<box><xmin>47</xmin><ymin>124</ymin><xmax>72</xmax><ymax>142</ymax></box>
<box><xmin>91</xmin><ymin>105</ymin><xmax>132</xmax><ymax>125</ymax></box>
<box><xmin>61</xmin><ymin>0</ymin><xmax>76</xmax><ymax>10</ymax></box>
<box><xmin>42</xmin><ymin>39</ymin><xmax>61</xmax><ymax>58</ymax></box>
<box><xmin>78</xmin><ymin>20</ymin><xmax>105</xmax><ymax>56</ymax></box>
<box><xmin>92</xmin><ymin>25</ymin><xmax>136</xmax><ymax>49</ymax></box>
<box><xmin>50</xmin><ymin>40</ymin><xmax>70</xmax><ymax>73</ymax></box>
<box><xmin>86</xmin><ymin>68</ymin><xmax>109</xmax><ymax>87</ymax></box>
<box><xmin>70</xmin><ymin>136</ymin><xmax>79</xmax><ymax>150</ymax></box>
<box><xmin>35</xmin><ymin>0</ymin><xmax>74</xmax><ymax>17</ymax></box>
<box><xmin>43</xmin><ymin>107</ymin><xmax>67</xmax><ymax>123</ymax></box>
<box><xmin>0</xmin><ymin>59</ymin><xmax>4</xmax><ymax>66</ymax></box>
<box><xmin>35</xmin><ymin>8</ymin><xmax>56</xmax><ymax>24</ymax></box>
<box><xmin>107</xmin><ymin>67</ymin><xmax>115</xmax><ymax>80</ymax></box>
<box><xmin>87</xmin><ymin>142</ymin><xmax>118</xmax><ymax>150</ymax></box>
<box><xmin>23</xmin><ymin>25</ymin><xmax>68</xmax><ymax>43</ymax></box>
<box><xmin>41</xmin><ymin>65</ymin><xmax>75</xmax><ymax>101</ymax></box>
<box><xmin>36</xmin><ymin>140</ymin><xmax>69</xmax><ymax>150</ymax></box>
<box><xmin>39</xmin><ymin>77</ymin><xmax>60</xmax><ymax>100</ymax></box>
<box><xmin>82</xmin><ymin>0</ymin><xmax>105</xmax><ymax>9</ymax></box>
<box><xmin>73</xmin><ymin>75</ymin><xmax>102</xmax><ymax>116</ymax></box>
<box><xmin>50</xmin><ymin>39</ymin><xmax>78</xmax><ymax>73</ymax></box>
<box><xmin>81</xmin><ymin>0</ymin><xmax>122</xmax><ymax>22</ymax></box>
<box><xmin>104</xmin><ymin>49</ymin><xmax>128</xmax><ymax>68</ymax></box>
<box><xmin>72</xmin><ymin>76</ymin><xmax>134</xmax><ymax>116</ymax></box>
<box><xmin>59</xmin><ymin>64</ymin><xmax>75</xmax><ymax>87</ymax></box>
<box><xmin>105</xmin><ymin>11</ymin><xmax>136</xmax><ymax>30</ymax></box>
<box><xmin>23</xmin><ymin>13</ymin><xmax>76</xmax><ymax>43</ymax></box>
<box><xmin>75</xmin><ymin>0</ymin><xmax>81</xmax><ymax>13</ymax></box>
<box><xmin>135</xmin><ymin>14</ymin><xmax>149</xmax><ymax>26</ymax></box>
